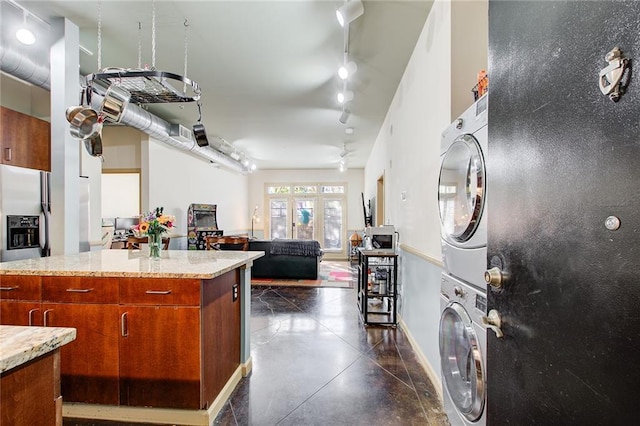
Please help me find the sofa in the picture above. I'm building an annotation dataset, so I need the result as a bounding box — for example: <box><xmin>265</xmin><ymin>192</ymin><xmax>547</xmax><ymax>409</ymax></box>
<box><xmin>249</xmin><ymin>239</ymin><xmax>323</xmax><ymax>280</ymax></box>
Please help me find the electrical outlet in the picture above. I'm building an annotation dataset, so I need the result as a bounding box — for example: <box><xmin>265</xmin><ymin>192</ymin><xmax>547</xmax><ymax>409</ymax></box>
<box><xmin>400</xmin><ymin>191</ymin><xmax>407</xmax><ymax>201</ymax></box>
<box><xmin>232</xmin><ymin>283</ymin><xmax>238</xmax><ymax>301</ymax></box>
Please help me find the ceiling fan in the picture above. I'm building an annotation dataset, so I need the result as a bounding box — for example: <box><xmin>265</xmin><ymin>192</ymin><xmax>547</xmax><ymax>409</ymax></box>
<box><xmin>339</xmin><ymin>142</ymin><xmax>354</xmax><ymax>159</ymax></box>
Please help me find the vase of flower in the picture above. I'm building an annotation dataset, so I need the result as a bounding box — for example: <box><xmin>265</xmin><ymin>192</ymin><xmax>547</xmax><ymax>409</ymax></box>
<box><xmin>133</xmin><ymin>207</ymin><xmax>176</xmax><ymax>260</ymax></box>
<box><xmin>148</xmin><ymin>231</ymin><xmax>162</xmax><ymax>259</ymax></box>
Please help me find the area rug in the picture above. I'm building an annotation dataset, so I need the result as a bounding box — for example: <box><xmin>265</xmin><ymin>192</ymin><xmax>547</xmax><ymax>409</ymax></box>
<box><xmin>251</xmin><ymin>261</ymin><xmax>355</xmax><ymax>288</ymax></box>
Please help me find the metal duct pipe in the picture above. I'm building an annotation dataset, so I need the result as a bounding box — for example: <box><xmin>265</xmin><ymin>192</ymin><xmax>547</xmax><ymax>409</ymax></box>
<box><xmin>0</xmin><ymin>43</ymin><xmax>249</xmax><ymax>173</ymax></box>
<box><xmin>0</xmin><ymin>45</ymin><xmax>51</xmax><ymax>90</ymax></box>
<box><xmin>89</xmin><ymin>93</ymin><xmax>248</xmax><ymax>173</ymax></box>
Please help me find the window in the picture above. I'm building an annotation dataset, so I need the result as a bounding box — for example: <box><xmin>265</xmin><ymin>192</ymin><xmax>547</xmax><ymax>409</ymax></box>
<box><xmin>265</xmin><ymin>182</ymin><xmax>347</xmax><ymax>257</ymax></box>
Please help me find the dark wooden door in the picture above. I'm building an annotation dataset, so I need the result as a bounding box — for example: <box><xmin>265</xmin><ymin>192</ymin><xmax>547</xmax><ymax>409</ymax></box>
<box><xmin>42</xmin><ymin>303</ymin><xmax>120</xmax><ymax>405</ymax></box>
<box><xmin>487</xmin><ymin>1</ymin><xmax>640</xmax><ymax>424</ymax></box>
<box><xmin>119</xmin><ymin>305</ymin><xmax>201</xmax><ymax>409</ymax></box>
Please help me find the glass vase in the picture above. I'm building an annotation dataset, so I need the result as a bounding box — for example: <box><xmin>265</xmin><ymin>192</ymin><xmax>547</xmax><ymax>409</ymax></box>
<box><xmin>148</xmin><ymin>232</ymin><xmax>162</xmax><ymax>260</ymax></box>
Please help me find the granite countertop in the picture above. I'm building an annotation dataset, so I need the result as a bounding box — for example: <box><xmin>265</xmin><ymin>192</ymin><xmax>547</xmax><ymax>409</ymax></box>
<box><xmin>0</xmin><ymin>325</ymin><xmax>76</xmax><ymax>373</ymax></box>
<box><xmin>0</xmin><ymin>250</ymin><xmax>265</xmax><ymax>279</ymax></box>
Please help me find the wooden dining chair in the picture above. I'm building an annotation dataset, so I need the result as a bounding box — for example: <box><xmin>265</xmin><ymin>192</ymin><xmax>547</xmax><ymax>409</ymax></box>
<box><xmin>127</xmin><ymin>236</ymin><xmax>171</xmax><ymax>250</ymax></box>
<box><xmin>205</xmin><ymin>235</ymin><xmax>249</xmax><ymax>251</ymax></box>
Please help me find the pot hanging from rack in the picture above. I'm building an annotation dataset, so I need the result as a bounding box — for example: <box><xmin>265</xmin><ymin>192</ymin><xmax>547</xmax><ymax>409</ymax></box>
<box><xmin>192</xmin><ymin>101</ymin><xmax>209</xmax><ymax>147</ymax></box>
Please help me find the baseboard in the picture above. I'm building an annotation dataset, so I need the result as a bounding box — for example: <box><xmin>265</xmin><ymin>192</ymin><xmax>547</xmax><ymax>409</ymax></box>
<box><xmin>398</xmin><ymin>317</ymin><xmax>443</xmax><ymax>402</ymax></box>
<box><xmin>63</xmin><ymin>359</ymin><xmax>250</xmax><ymax>425</ymax></box>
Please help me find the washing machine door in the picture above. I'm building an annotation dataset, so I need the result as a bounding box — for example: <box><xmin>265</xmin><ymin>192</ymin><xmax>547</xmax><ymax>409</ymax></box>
<box><xmin>439</xmin><ymin>301</ymin><xmax>485</xmax><ymax>422</ymax></box>
<box><xmin>438</xmin><ymin>134</ymin><xmax>486</xmax><ymax>242</ymax></box>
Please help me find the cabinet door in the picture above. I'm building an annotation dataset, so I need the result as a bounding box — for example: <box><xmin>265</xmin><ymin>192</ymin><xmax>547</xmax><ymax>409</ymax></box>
<box><xmin>202</xmin><ymin>270</ymin><xmax>241</xmax><ymax>405</ymax></box>
<box><xmin>119</xmin><ymin>305</ymin><xmax>201</xmax><ymax>409</ymax></box>
<box><xmin>28</xmin><ymin>115</ymin><xmax>51</xmax><ymax>172</ymax></box>
<box><xmin>42</xmin><ymin>303</ymin><xmax>120</xmax><ymax>405</ymax></box>
<box><xmin>0</xmin><ymin>107</ymin><xmax>27</xmax><ymax>166</ymax></box>
<box><xmin>0</xmin><ymin>107</ymin><xmax>50</xmax><ymax>171</ymax></box>
<box><xmin>0</xmin><ymin>301</ymin><xmax>42</xmax><ymax>326</ymax></box>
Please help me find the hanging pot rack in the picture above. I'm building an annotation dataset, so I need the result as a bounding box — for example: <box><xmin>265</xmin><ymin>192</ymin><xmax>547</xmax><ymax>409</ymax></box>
<box><xmin>85</xmin><ymin>1</ymin><xmax>200</xmax><ymax>105</ymax></box>
<box><xmin>86</xmin><ymin>68</ymin><xmax>201</xmax><ymax>104</ymax></box>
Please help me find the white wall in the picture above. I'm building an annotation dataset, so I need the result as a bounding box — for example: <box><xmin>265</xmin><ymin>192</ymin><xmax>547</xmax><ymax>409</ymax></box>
<box><xmin>364</xmin><ymin>0</ymin><xmax>488</xmax><ymax>389</ymax></box>
<box><xmin>101</xmin><ymin>127</ymin><xmax>142</xmax><ymax>170</ymax></box>
<box><xmin>143</xmin><ymin>137</ymin><xmax>249</xmax><ymax>246</ymax></box>
<box><xmin>248</xmin><ymin>168</ymin><xmax>364</xmax><ymax>239</ymax></box>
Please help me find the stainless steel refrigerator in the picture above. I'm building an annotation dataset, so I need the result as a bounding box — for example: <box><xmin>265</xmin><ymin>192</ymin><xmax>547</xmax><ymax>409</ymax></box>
<box><xmin>0</xmin><ymin>164</ymin><xmax>89</xmax><ymax>262</ymax></box>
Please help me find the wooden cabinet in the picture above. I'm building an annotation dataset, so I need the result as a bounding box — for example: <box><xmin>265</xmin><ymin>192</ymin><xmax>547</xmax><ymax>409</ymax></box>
<box><xmin>41</xmin><ymin>277</ymin><xmax>120</xmax><ymax>405</ymax></box>
<box><xmin>0</xmin><ymin>106</ymin><xmax>51</xmax><ymax>171</ymax></box>
<box><xmin>0</xmin><ymin>270</ymin><xmax>242</xmax><ymax>411</ymax></box>
<box><xmin>0</xmin><ymin>276</ymin><xmax>42</xmax><ymax>326</ymax></box>
<box><xmin>1</xmin><ymin>351</ymin><xmax>60</xmax><ymax>426</ymax></box>
<box><xmin>119</xmin><ymin>305</ymin><xmax>201</xmax><ymax>408</ymax></box>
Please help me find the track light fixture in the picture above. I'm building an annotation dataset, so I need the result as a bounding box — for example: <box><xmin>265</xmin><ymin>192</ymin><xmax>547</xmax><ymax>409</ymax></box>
<box><xmin>336</xmin><ymin>0</ymin><xmax>364</xmax><ymax>27</ymax></box>
<box><xmin>338</xmin><ymin>61</ymin><xmax>357</xmax><ymax>80</ymax></box>
<box><xmin>339</xmin><ymin>109</ymin><xmax>351</xmax><ymax>124</ymax></box>
<box><xmin>337</xmin><ymin>91</ymin><xmax>354</xmax><ymax>104</ymax></box>
<box><xmin>16</xmin><ymin>10</ymin><xmax>35</xmax><ymax>45</ymax></box>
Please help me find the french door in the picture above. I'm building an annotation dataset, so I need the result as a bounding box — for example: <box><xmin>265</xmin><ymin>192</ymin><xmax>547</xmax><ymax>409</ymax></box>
<box><xmin>266</xmin><ymin>184</ymin><xmax>347</xmax><ymax>258</ymax></box>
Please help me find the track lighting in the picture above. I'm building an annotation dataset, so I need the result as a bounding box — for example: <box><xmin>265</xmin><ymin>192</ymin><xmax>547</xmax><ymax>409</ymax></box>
<box><xmin>16</xmin><ymin>10</ymin><xmax>35</xmax><ymax>45</ymax></box>
<box><xmin>338</xmin><ymin>61</ymin><xmax>357</xmax><ymax>80</ymax></box>
<box><xmin>337</xmin><ymin>91</ymin><xmax>354</xmax><ymax>104</ymax></box>
<box><xmin>336</xmin><ymin>0</ymin><xmax>364</xmax><ymax>27</ymax></box>
<box><xmin>339</xmin><ymin>109</ymin><xmax>351</xmax><ymax>124</ymax></box>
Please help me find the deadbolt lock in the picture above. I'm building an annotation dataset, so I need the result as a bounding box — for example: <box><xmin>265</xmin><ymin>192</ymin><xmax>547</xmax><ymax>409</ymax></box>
<box><xmin>484</xmin><ymin>267</ymin><xmax>506</xmax><ymax>289</ymax></box>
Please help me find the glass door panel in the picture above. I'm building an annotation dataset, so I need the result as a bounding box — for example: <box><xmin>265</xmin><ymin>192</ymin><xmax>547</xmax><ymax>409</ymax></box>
<box><xmin>323</xmin><ymin>199</ymin><xmax>344</xmax><ymax>254</ymax></box>
<box><xmin>294</xmin><ymin>198</ymin><xmax>315</xmax><ymax>240</ymax></box>
<box><xmin>269</xmin><ymin>199</ymin><xmax>289</xmax><ymax>239</ymax></box>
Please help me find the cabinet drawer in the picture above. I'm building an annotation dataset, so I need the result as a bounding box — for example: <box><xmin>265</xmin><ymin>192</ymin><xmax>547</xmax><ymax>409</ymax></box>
<box><xmin>120</xmin><ymin>278</ymin><xmax>200</xmax><ymax>306</ymax></box>
<box><xmin>42</xmin><ymin>277</ymin><xmax>118</xmax><ymax>303</ymax></box>
<box><xmin>0</xmin><ymin>276</ymin><xmax>41</xmax><ymax>301</ymax></box>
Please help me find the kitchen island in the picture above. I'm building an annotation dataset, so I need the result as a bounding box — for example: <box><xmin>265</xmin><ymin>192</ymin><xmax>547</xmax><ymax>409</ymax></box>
<box><xmin>0</xmin><ymin>249</ymin><xmax>263</xmax><ymax>425</ymax></box>
<box><xmin>1</xmin><ymin>325</ymin><xmax>76</xmax><ymax>425</ymax></box>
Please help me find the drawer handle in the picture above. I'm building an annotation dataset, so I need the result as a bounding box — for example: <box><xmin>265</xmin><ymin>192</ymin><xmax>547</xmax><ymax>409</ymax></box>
<box><xmin>121</xmin><ymin>312</ymin><xmax>128</xmax><ymax>337</ymax></box>
<box><xmin>66</xmin><ymin>288</ymin><xmax>94</xmax><ymax>293</ymax></box>
<box><xmin>145</xmin><ymin>290</ymin><xmax>172</xmax><ymax>295</ymax></box>
<box><xmin>0</xmin><ymin>286</ymin><xmax>19</xmax><ymax>291</ymax></box>
<box><xmin>28</xmin><ymin>308</ymin><xmax>40</xmax><ymax>326</ymax></box>
<box><xmin>43</xmin><ymin>309</ymin><xmax>53</xmax><ymax>327</ymax></box>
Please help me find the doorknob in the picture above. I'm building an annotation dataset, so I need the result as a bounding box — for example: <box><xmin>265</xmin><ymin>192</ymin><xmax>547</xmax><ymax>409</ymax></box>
<box><xmin>485</xmin><ymin>267</ymin><xmax>507</xmax><ymax>289</ymax></box>
<box><xmin>482</xmin><ymin>309</ymin><xmax>504</xmax><ymax>338</ymax></box>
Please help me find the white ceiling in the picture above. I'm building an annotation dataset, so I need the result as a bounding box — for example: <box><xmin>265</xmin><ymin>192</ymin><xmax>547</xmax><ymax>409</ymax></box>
<box><xmin>2</xmin><ymin>0</ymin><xmax>432</xmax><ymax>170</ymax></box>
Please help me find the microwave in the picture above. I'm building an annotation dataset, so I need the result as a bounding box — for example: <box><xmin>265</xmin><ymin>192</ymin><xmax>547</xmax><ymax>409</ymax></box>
<box><xmin>368</xmin><ymin>226</ymin><xmax>396</xmax><ymax>250</ymax></box>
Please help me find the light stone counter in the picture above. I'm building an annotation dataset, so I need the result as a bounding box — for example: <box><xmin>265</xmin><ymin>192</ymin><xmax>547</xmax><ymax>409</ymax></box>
<box><xmin>0</xmin><ymin>249</ymin><xmax>264</xmax><ymax>279</ymax></box>
<box><xmin>0</xmin><ymin>325</ymin><xmax>76</xmax><ymax>373</ymax></box>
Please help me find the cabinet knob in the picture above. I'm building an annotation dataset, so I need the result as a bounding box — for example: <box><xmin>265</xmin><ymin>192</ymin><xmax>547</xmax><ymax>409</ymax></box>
<box><xmin>484</xmin><ymin>267</ymin><xmax>507</xmax><ymax>289</ymax></box>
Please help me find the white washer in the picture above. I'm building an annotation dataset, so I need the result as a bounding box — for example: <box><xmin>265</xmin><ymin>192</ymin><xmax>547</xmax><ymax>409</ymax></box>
<box><xmin>438</xmin><ymin>95</ymin><xmax>488</xmax><ymax>289</ymax></box>
<box><xmin>439</xmin><ymin>272</ymin><xmax>487</xmax><ymax>426</ymax></box>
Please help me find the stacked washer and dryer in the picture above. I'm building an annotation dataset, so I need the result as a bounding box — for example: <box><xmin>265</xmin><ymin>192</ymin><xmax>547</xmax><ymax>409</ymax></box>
<box><xmin>437</xmin><ymin>94</ymin><xmax>488</xmax><ymax>426</ymax></box>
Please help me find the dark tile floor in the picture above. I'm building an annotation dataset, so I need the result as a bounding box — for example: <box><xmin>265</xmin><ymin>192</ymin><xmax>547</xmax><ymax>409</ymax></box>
<box><xmin>214</xmin><ymin>284</ymin><xmax>448</xmax><ymax>425</ymax></box>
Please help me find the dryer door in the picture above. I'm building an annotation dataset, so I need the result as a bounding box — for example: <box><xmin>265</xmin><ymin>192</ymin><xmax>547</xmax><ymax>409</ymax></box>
<box><xmin>438</xmin><ymin>134</ymin><xmax>486</xmax><ymax>242</ymax></box>
<box><xmin>439</xmin><ymin>301</ymin><xmax>485</xmax><ymax>422</ymax></box>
